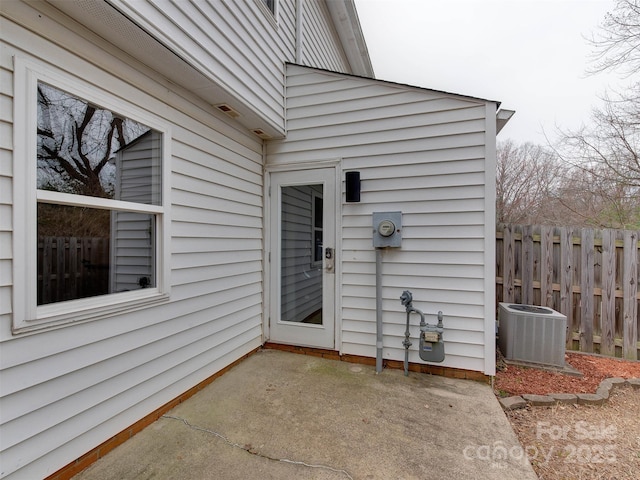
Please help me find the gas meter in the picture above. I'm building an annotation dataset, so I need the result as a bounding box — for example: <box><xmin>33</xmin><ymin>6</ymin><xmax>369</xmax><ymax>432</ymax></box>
<box><xmin>419</xmin><ymin>312</ymin><xmax>444</xmax><ymax>363</ymax></box>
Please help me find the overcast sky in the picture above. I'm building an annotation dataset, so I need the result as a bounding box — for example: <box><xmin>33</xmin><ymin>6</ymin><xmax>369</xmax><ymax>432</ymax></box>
<box><xmin>354</xmin><ymin>0</ymin><xmax>626</xmax><ymax>145</ymax></box>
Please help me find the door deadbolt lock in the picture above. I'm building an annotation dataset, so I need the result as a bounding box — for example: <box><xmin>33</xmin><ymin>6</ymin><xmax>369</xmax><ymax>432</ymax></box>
<box><xmin>325</xmin><ymin>247</ymin><xmax>334</xmax><ymax>272</ymax></box>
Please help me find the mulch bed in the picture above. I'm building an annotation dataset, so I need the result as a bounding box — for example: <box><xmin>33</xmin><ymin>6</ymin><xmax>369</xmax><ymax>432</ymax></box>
<box><xmin>494</xmin><ymin>352</ymin><xmax>640</xmax><ymax>396</ymax></box>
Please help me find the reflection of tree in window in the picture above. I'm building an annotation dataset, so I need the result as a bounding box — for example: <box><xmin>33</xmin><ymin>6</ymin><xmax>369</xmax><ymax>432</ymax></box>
<box><xmin>37</xmin><ymin>82</ymin><xmax>149</xmax><ymax>199</ymax></box>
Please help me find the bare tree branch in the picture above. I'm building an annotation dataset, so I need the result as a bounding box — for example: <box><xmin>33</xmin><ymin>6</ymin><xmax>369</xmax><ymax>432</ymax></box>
<box><xmin>587</xmin><ymin>0</ymin><xmax>640</xmax><ymax>76</ymax></box>
<box><xmin>36</xmin><ymin>83</ymin><xmax>149</xmax><ymax>198</ymax></box>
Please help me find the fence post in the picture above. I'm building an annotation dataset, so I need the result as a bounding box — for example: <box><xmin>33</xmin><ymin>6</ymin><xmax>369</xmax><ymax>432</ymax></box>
<box><xmin>540</xmin><ymin>226</ymin><xmax>554</xmax><ymax>307</ymax></box>
<box><xmin>623</xmin><ymin>231</ymin><xmax>638</xmax><ymax>360</ymax></box>
<box><xmin>600</xmin><ymin>229</ymin><xmax>616</xmax><ymax>356</ymax></box>
<box><xmin>521</xmin><ymin>225</ymin><xmax>533</xmax><ymax>305</ymax></box>
<box><xmin>503</xmin><ymin>224</ymin><xmax>514</xmax><ymax>303</ymax></box>
<box><xmin>580</xmin><ymin>229</ymin><xmax>594</xmax><ymax>353</ymax></box>
<box><xmin>560</xmin><ymin>227</ymin><xmax>574</xmax><ymax>350</ymax></box>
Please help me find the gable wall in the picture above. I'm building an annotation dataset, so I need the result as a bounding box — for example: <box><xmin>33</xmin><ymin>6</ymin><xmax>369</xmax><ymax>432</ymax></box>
<box><xmin>268</xmin><ymin>65</ymin><xmax>496</xmax><ymax>374</ymax></box>
<box><xmin>0</xmin><ymin>6</ymin><xmax>264</xmax><ymax>478</ymax></box>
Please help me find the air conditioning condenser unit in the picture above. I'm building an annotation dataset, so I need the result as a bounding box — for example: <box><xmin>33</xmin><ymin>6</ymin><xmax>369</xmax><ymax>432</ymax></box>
<box><xmin>498</xmin><ymin>303</ymin><xmax>567</xmax><ymax>367</ymax></box>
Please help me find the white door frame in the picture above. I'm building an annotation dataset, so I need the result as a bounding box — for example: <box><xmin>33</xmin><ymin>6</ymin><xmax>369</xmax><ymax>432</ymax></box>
<box><xmin>264</xmin><ymin>162</ymin><xmax>341</xmax><ymax>350</ymax></box>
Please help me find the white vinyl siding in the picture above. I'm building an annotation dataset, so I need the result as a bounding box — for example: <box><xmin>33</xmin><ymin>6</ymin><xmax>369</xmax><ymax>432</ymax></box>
<box><xmin>0</xmin><ymin>11</ymin><xmax>264</xmax><ymax>480</ymax></box>
<box><xmin>268</xmin><ymin>64</ymin><xmax>495</xmax><ymax>374</ymax></box>
<box><xmin>0</xmin><ymin>60</ymin><xmax>12</xmax><ymax>329</ymax></box>
<box><xmin>108</xmin><ymin>0</ymin><xmax>290</xmax><ymax>133</ymax></box>
<box><xmin>103</xmin><ymin>0</ymin><xmax>354</xmax><ymax>134</ymax></box>
<box><xmin>278</xmin><ymin>0</ymin><xmax>297</xmax><ymax>59</ymax></box>
<box><xmin>106</xmin><ymin>0</ymin><xmax>354</xmax><ymax>134</ymax></box>
<box><xmin>302</xmin><ymin>0</ymin><xmax>350</xmax><ymax>72</ymax></box>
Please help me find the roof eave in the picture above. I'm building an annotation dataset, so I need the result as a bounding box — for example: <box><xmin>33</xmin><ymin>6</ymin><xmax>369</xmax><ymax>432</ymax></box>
<box><xmin>496</xmin><ymin>109</ymin><xmax>516</xmax><ymax>134</ymax></box>
<box><xmin>325</xmin><ymin>0</ymin><xmax>375</xmax><ymax>78</ymax></box>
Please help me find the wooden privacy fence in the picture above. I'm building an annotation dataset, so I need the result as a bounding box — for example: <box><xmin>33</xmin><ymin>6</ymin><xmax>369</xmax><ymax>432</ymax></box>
<box><xmin>496</xmin><ymin>224</ymin><xmax>639</xmax><ymax>360</ymax></box>
<box><xmin>38</xmin><ymin>236</ymin><xmax>109</xmax><ymax>305</ymax></box>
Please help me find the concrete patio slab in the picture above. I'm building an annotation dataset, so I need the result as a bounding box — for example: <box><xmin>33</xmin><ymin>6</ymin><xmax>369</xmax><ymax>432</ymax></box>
<box><xmin>73</xmin><ymin>349</ymin><xmax>537</xmax><ymax>479</ymax></box>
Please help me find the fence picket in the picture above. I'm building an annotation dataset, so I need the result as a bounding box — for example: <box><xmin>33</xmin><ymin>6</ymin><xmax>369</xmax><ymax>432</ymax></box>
<box><xmin>38</xmin><ymin>237</ymin><xmax>109</xmax><ymax>305</ymax></box>
<box><xmin>541</xmin><ymin>226</ymin><xmax>554</xmax><ymax>307</ymax></box>
<box><xmin>623</xmin><ymin>231</ymin><xmax>638</xmax><ymax>360</ymax></box>
<box><xmin>601</xmin><ymin>229</ymin><xmax>616</xmax><ymax>356</ymax></box>
<box><xmin>580</xmin><ymin>228</ymin><xmax>595</xmax><ymax>352</ymax></box>
<box><xmin>503</xmin><ymin>225</ymin><xmax>514</xmax><ymax>303</ymax></box>
<box><xmin>560</xmin><ymin>227</ymin><xmax>574</xmax><ymax>349</ymax></box>
<box><xmin>69</xmin><ymin>237</ymin><xmax>78</xmax><ymax>301</ymax></box>
<box><xmin>522</xmin><ymin>225</ymin><xmax>534</xmax><ymax>305</ymax></box>
<box><xmin>56</xmin><ymin>237</ymin><xmax>65</xmax><ymax>303</ymax></box>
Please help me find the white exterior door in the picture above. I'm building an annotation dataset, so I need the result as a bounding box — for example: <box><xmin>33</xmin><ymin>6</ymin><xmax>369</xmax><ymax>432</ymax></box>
<box><xmin>268</xmin><ymin>168</ymin><xmax>336</xmax><ymax>349</ymax></box>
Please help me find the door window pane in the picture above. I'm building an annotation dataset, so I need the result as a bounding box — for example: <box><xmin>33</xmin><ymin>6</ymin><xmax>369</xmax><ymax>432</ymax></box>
<box><xmin>281</xmin><ymin>185</ymin><xmax>323</xmax><ymax>324</ymax></box>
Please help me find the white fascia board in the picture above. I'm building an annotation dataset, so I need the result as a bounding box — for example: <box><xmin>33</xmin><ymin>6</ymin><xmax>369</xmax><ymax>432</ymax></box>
<box><xmin>325</xmin><ymin>0</ymin><xmax>375</xmax><ymax>78</ymax></box>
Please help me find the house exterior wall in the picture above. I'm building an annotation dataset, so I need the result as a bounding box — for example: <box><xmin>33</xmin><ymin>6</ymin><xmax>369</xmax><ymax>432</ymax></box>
<box><xmin>268</xmin><ymin>64</ymin><xmax>497</xmax><ymax>375</ymax></box>
<box><xmin>105</xmin><ymin>0</ymin><xmax>355</xmax><ymax>134</ymax></box>
<box><xmin>0</xmin><ymin>2</ymin><xmax>499</xmax><ymax>478</ymax></box>
<box><xmin>0</xmin><ymin>4</ymin><xmax>266</xmax><ymax>478</ymax></box>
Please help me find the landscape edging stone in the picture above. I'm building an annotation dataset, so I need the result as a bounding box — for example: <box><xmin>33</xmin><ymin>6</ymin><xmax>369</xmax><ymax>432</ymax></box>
<box><xmin>498</xmin><ymin>377</ymin><xmax>639</xmax><ymax>410</ymax></box>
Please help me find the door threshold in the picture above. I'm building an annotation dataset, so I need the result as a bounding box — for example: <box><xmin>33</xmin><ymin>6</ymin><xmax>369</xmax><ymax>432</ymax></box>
<box><xmin>263</xmin><ymin>342</ymin><xmax>340</xmax><ymax>360</ymax></box>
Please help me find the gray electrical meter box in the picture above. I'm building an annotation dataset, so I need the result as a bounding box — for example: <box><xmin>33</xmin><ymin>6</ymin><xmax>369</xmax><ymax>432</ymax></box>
<box><xmin>373</xmin><ymin>211</ymin><xmax>402</xmax><ymax>248</ymax></box>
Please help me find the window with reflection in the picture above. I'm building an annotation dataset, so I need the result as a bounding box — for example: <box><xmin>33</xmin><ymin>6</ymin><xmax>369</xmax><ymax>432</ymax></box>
<box><xmin>37</xmin><ymin>82</ymin><xmax>162</xmax><ymax>305</ymax></box>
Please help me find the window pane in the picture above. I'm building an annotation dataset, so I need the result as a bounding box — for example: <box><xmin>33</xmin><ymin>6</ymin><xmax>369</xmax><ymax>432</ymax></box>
<box><xmin>262</xmin><ymin>0</ymin><xmax>275</xmax><ymax>13</ymax></box>
<box><xmin>37</xmin><ymin>203</ymin><xmax>156</xmax><ymax>305</ymax></box>
<box><xmin>313</xmin><ymin>192</ymin><xmax>323</xmax><ymax>262</ymax></box>
<box><xmin>37</xmin><ymin>82</ymin><xmax>162</xmax><ymax>205</ymax></box>
<box><xmin>314</xmin><ymin>229</ymin><xmax>323</xmax><ymax>263</ymax></box>
<box><xmin>314</xmin><ymin>195</ymin><xmax>323</xmax><ymax>228</ymax></box>
<box><xmin>280</xmin><ymin>184</ymin><xmax>322</xmax><ymax>323</ymax></box>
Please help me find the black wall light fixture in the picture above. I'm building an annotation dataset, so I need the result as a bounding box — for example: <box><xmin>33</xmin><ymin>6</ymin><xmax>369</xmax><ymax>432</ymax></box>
<box><xmin>345</xmin><ymin>171</ymin><xmax>361</xmax><ymax>202</ymax></box>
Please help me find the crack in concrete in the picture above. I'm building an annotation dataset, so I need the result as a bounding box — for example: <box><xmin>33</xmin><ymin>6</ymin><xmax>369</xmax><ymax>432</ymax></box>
<box><xmin>162</xmin><ymin>415</ymin><xmax>353</xmax><ymax>479</ymax></box>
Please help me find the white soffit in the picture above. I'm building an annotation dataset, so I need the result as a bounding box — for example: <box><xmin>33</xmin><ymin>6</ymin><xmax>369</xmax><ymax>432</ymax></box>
<box><xmin>496</xmin><ymin>109</ymin><xmax>515</xmax><ymax>134</ymax></box>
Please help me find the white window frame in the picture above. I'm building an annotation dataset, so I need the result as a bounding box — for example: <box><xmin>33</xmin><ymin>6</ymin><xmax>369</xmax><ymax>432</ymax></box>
<box><xmin>255</xmin><ymin>0</ymin><xmax>279</xmax><ymax>26</ymax></box>
<box><xmin>12</xmin><ymin>56</ymin><xmax>171</xmax><ymax>334</ymax></box>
